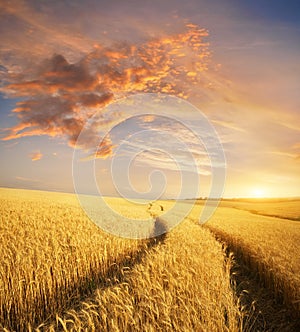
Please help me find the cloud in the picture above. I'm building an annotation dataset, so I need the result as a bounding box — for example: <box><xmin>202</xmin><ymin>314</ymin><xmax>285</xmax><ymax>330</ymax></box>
<box><xmin>138</xmin><ymin>115</ymin><xmax>213</xmax><ymax>157</ymax></box>
<box><xmin>211</xmin><ymin>119</ymin><xmax>246</xmax><ymax>133</ymax></box>
<box><xmin>95</xmin><ymin>135</ymin><xmax>115</xmax><ymax>159</ymax></box>
<box><xmin>135</xmin><ymin>149</ymin><xmax>211</xmax><ymax>175</ymax></box>
<box><xmin>269</xmin><ymin>143</ymin><xmax>300</xmax><ymax>163</ymax></box>
<box><xmin>0</xmin><ymin>0</ymin><xmax>94</xmax><ymax>69</ymax></box>
<box><xmin>15</xmin><ymin>176</ymin><xmax>41</xmax><ymax>183</ymax></box>
<box><xmin>115</xmin><ymin>116</ymin><xmax>212</xmax><ymax>175</ymax></box>
<box><xmin>1</xmin><ymin>24</ymin><xmax>211</xmax><ymax>151</ymax></box>
<box><xmin>29</xmin><ymin>151</ymin><xmax>43</xmax><ymax>161</ymax></box>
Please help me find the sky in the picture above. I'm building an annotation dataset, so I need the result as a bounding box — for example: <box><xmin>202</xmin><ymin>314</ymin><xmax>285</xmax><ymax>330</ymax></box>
<box><xmin>0</xmin><ymin>0</ymin><xmax>299</xmax><ymax>199</ymax></box>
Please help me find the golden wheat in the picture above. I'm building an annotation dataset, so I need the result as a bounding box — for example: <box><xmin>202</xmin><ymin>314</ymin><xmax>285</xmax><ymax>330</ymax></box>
<box><xmin>204</xmin><ymin>206</ymin><xmax>300</xmax><ymax>316</ymax></box>
<box><xmin>49</xmin><ymin>221</ymin><xmax>240</xmax><ymax>331</ymax></box>
<box><xmin>220</xmin><ymin>198</ymin><xmax>300</xmax><ymax>221</ymax></box>
<box><xmin>0</xmin><ymin>188</ymin><xmax>241</xmax><ymax>331</ymax></box>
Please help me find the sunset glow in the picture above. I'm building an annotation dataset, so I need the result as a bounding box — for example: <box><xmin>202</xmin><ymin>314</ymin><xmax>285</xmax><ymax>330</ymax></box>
<box><xmin>251</xmin><ymin>188</ymin><xmax>266</xmax><ymax>198</ymax></box>
<box><xmin>0</xmin><ymin>0</ymin><xmax>299</xmax><ymax>199</ymax></box>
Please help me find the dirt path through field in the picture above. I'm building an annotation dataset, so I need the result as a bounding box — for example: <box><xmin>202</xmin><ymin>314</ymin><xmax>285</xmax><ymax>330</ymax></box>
<box><xmin>207</xmin><ymin>226</ymin><xmax>300</xmax><ymax>331</ymax></box>
<box><xmin>40</xmin><ymin>206</ymin><xmax>167</xmax><ymax>330</ymax></box>
<box><xmin>149</xmin><ymin>200</ymin><xmax>297</xmax><ymax>330</ymax></box>
<box><xmin>146</xmin><ymin>200</ymin><xmax>300</xmax><ymax>331</ymax></box>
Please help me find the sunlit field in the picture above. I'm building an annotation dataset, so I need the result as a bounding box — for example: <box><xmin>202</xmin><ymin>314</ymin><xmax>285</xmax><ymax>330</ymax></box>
<box><xmin>205</xmin><ymin>208</ymin><xmax>300</xmax><ymax>322</ymax></box>
<box><xmin>0</xmin><ymin>188</ymin><xmax>299</xmax><ymax>331</ymax></box>
<box><xmin>220</xmin><ymin>198</ymin><xmax>300</xmax><ymax>221</ymax></box>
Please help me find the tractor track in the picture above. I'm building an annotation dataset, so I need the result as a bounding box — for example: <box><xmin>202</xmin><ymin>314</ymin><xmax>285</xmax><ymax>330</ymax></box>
<box><xmin>208</xmin><ymin>227</ymin><xmax>300</xmax><ymax>332</ymax></box>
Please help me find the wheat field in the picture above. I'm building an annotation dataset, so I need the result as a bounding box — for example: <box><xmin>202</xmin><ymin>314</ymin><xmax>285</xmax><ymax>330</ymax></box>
<box><xmin>0</xmin><ymin>188</ymin><xmax>240</xmax><ymax>331</ymax></box>
<box><xmin>0</xmin><ymin>188</ymin><xmax>299</xmax><ymax>331</ymax></box>
<box><xmin>220</xmin><ymin>198</ymin><xmax>300</xmax><ymax>221</ymax></box>
<box><xmin>205</xmin><ymin>207</ymin><xmax>300</xmax><ymax>314</ymax></box>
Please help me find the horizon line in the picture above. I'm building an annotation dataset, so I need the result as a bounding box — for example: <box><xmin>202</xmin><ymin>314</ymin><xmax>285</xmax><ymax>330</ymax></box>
<box><xmin>1</xmin><ymin>186</ymin><xmax>299</xmax><ymax>201</ymax></box>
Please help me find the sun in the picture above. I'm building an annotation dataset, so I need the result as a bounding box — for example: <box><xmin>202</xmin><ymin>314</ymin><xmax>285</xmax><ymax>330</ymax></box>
<box><xmin>251</xmin><ymin>188</ymin><xmax>265</xmax><ymax>198</ymax></box>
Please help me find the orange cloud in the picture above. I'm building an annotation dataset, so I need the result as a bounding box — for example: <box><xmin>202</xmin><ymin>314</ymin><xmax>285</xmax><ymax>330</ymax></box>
<box><xmin>142</xmin><ymin>115</ymin><xmax>156</xmax><ymax>123</ymax></box>
<box><xmin>29</xmin><ymin>151</ymin><xmax>43</xmax><ymax>161</ymax></box>
<box><xmin>1</xmin><ymin>24</ymin><xmax>211</xmax><ymax>152</ymax></box>
<box><xmin>95</xmin><ymin>136</ymin><xmax>115</xmax><ymax>159</ymax></box>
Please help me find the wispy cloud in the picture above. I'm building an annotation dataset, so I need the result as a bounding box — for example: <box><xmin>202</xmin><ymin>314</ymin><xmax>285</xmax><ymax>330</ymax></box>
<box><xmin>116</xmin><ymin>117</ymin><xmax>211</xmax><ymax>175</ymax></box>
<box><xmin>15</xmin><ymin>176</ymin><xmax>40</xmax><ymax>183</ymax></box>
<box><xmin>135</xmin><ymin>149</ymin><xmax>211</xmax><ymax>175</ymax></box>
<box><xmin>29</xmin><ymin>151</ymin><xmax>42</xmax><ymax>161</ymax></box>
<box><xmin>211</xmin><ymin>119</ymin><xmax>246</xmax><ymax>133</ymax></box>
